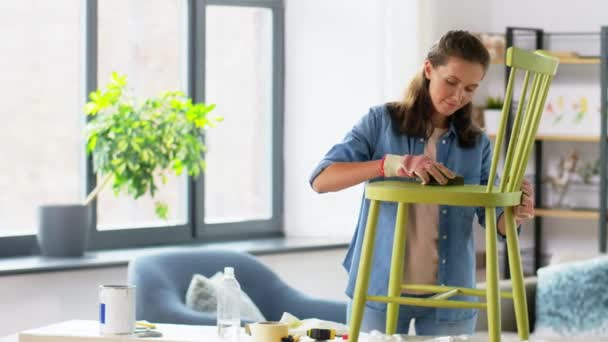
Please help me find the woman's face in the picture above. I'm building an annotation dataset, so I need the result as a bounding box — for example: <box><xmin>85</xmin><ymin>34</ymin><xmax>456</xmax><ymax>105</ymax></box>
<box><xmin>424</xmin><ymin>56</ymin><xmax>485</xmax><ymax>120</ymax></box>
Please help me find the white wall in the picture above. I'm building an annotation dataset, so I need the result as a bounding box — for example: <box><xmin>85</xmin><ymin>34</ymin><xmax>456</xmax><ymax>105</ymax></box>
<box><xmin>423</xmin><ymin>0</ymin><xmax>492</xmax><ymax>44</ymax></box>
<box><xmin>284</xmin><ymin>0</ymin><xmax>422</xmax><ymax>238</ymax></box>
<box><xmin>488</xmin><ymin>0</ymin><xmax>608</xmax><ymax>32</ymax></box>
<box><xmin>0</xmin><ymin>267</ymin><xmax>125</xmax><ymax>336</ymax></box>
<box><xmin>425</xmin><ymin>0</ymin><xmax>608</xmax><ymax>34</ymax></box>
<box><xmin>0</xmin><ymin>249</ymin><xmax>347</xmax><ymax>337</ymax></box>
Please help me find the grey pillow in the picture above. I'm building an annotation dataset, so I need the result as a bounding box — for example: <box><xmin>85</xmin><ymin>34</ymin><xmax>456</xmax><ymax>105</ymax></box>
<box><xmin>185</xmin><ymin>272</ymin><xmax>266</xmax><ymax>322</ymax></box>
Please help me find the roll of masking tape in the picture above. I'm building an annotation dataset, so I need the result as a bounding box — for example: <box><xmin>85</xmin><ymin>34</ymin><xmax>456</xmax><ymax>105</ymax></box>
<box><xmin>249</xmin><ymin>321</ymin><xmax>288</xmax><ymax>342</ymax></box>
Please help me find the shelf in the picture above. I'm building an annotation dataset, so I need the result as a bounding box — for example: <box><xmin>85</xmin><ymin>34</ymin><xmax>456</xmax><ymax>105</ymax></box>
<box><xmin>535</xmin><ymin>208</ymin><xmax>599</xmax><ymax>220</ymax></box>
<box><xmin>534</xmin><ymin>134</ymin><xmax>600</xmax><ymax>142</ymax></box>
<box><xmin>487</xmin><ymin>134</ymin><xmax>599</xmax><ymax>142</ymax></box>
<box><xmin>491</xmin><ymin>58</ymin><xmax>505</xmax><ymax>65</ymax></box>
<box><xmin>491</xmin><ymin>55</ymin><xmax>599</xmax><ymax>65</ymax></box>
<box><xmin>558</xmin><ymin>57</ymin><xmax>599</xmax><ymax>65</ymax></box>
<box><xmin>537</xmin><ymin>50</ymin><xmax>599</xmax><ymax>65</ymax></box>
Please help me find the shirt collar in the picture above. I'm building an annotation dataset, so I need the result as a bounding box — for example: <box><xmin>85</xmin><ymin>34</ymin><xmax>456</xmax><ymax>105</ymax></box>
<box><xmin>448</xmin><ymin>120</ymin><xmax>458</xmax><ymax>137</ymax></box>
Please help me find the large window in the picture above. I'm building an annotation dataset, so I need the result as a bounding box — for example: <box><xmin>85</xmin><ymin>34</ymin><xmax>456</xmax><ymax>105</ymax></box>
<box><xmin>0</xmin><ymin>1</ymin><xmax>84</xmax><ymax>237</ymax></box>
<box><xmin>0</xmin><ymin>0</ymin><xmax>284</xmax><ymax>257</ymax></box>
<box><xmin>204</xmin><ymin>6</ymin><xmax>274</xmax><ymax>223</ymax></box>
<box><xmin>196</xmin><ymin>0</ymin><xmax>284</xmax><ymax>239</ymax></box>
<box><xmin>96</xmin><ymin>0</ymin><xmax>189</xmax><ymax>230</ymax></box>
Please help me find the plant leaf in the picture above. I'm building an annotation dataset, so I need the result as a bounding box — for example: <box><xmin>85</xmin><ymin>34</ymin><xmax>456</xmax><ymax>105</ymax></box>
<box><xmin>155</xmin><ymin>202</ymin><xmax>168</xmax><ymax>220</ymax></box>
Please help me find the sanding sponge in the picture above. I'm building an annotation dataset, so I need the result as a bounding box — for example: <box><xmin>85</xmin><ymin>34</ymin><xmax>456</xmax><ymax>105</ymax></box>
<box><xmin>424</xmin><ymin>175</ymin><xmax>465</xmax><ymax>186</ymax></box>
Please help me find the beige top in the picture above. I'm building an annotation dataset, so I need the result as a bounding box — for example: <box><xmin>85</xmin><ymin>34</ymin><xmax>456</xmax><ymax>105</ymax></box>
<box><xmin>402</xmin><ymin>127</ymin><xmax>448</xmax><ymax>293</ymax></box>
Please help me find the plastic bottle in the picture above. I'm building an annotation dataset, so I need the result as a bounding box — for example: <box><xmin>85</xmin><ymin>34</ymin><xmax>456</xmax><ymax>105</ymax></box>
<box><xmin>217</xmin><ymin>266</ymin><xmax>241</xmax><ymax>341</ymax></box>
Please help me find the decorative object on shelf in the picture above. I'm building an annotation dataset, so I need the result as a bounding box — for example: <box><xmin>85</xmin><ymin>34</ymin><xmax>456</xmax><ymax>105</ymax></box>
<box><xmin>578</xmin><ymin>158</ymin><xmax>601</xmax><ymax>185</ymax></box>
<box><xmin>540</xmin><ymin>86</ymin><xmax>600</xmax><ymax>136</ymax></box>
<box><xmin>543</xmin><ymin>181</ymin><xmax>601</xmax><ymax>211</ymax></box>
<box><xmin>477</xmin><ymin>33</ymin><xmax>506</xmax><ymax>63</ymax></box>
<box><xmin>542</xmin><ymin>157</ymin><xmax>602</xmax><ymax>211</ymax></box>
<box><xmin>37</xmin><ymin>72</ymin><xmax>221</xmax><ymax>257</ymax></box>
<box><xmin>482</xmin><ymin>95</ymin><xmax>504</xmax><ymax>135</ymax></box>
<box><xmin>543</xmin><ymin>150</ymin><xmax>579</xmax><ymax>208</ymax></box>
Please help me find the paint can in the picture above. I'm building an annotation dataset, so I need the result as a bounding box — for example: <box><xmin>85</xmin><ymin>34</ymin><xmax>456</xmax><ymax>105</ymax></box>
<box><xmin>99</xmin><ymin>285</ymin><xmax>136</xmax><ymax>335</ymax></box>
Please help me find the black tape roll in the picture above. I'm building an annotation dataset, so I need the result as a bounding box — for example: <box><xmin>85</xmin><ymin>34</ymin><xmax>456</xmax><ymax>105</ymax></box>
<box><xmin>307</xmin><ymin>328</ymin><xmax>335</xmax><ymax>340</ymax></box>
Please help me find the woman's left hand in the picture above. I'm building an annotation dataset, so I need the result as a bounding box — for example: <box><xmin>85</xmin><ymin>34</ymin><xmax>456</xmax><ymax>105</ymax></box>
<box><xmin>515</xmin><ymin>179</ymin><xmax>535</xmax><ymax>225</ymax></box>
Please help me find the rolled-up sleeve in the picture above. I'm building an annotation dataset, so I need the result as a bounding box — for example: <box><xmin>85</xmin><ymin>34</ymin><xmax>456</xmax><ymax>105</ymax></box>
<box><xmin>309</xmin><ymin>107</ymin><xmax>380</xmax><ymax>186</ymax></box>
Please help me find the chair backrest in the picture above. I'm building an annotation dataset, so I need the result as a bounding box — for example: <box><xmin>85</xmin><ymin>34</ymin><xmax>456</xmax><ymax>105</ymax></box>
<box><xmin>487</xmin><ymin>47</ymin><xmax>559</xmax><ymax>194</ymax></box>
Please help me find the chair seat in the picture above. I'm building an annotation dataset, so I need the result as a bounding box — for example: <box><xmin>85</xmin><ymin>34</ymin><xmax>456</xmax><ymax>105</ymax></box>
<box><xmin>365</xmin><ymin>180</ymin><xmax>521</xmax><ymax>207</ymax></box>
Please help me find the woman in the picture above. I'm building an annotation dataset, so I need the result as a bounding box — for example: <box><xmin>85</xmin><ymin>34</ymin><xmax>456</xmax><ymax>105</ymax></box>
<box><xmin>309</xmin><ymin>30</ymin><xmax>535</xmax><ymax>336</ymax></box>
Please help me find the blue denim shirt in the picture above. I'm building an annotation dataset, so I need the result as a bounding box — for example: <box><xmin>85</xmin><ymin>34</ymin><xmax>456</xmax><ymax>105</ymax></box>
<box><xmin>310</xmin><ymin>104</ymin><xmax>506</xmax><ymax>322</ymax></box>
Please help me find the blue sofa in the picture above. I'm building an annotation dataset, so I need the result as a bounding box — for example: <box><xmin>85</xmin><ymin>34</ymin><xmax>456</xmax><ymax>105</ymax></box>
<box><xmin>127</xmin><ymin>248</ymin><xmax>346</xmax><ymax>325</ymax></box>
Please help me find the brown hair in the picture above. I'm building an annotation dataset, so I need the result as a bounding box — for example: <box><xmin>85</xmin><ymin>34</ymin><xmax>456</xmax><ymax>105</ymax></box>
<box><xmin>387</xmin><ymin>30</ymin><xmax>490</xmax><ymax>147</ymax></box>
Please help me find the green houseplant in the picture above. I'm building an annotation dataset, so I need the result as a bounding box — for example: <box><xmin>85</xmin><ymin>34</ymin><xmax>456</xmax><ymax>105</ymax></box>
<box><xmin>37</xmin><ymin>72</ymin><xmax>220</xmax><ymax>257</ymax></box>
<box><xmin>485</xmin><ymin>95</ymin><xmax>504</xmax><ymax>110</ymax></box>
<box><xmin>483</xmin><ymin>95</ymin><xmax>504</xmax><ymax>134</ymax></box>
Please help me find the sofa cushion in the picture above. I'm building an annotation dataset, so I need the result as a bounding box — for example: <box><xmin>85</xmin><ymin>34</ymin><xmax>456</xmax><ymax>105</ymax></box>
<box><xmin>185</xmin><ymin>272</ymin><xmax>266</xmax><ymax>322</ymax></box>
<box><xmin>535</xmin><ymin>256</ymin><xmax>608</xmax><ymax>337</ymax></box>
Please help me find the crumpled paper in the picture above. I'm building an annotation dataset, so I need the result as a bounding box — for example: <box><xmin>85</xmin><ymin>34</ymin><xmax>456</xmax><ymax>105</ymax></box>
<box><xmin>366</xmin><ymin>330</ymin><xmax>475</xmax><ymax>342</ymax></box>
<box><xmin>277</xmin><ymin>314</ymin><xmax>533</xmax><ymax>341</ymax></box>
<box><xmin>279</xmin><ymin>312</ymin><xmax>350</xmax><ymax>337</ymax></box>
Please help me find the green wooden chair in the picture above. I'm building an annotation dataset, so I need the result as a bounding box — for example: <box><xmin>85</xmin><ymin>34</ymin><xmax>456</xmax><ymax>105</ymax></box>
<box><xmin>348</xmin><ymin>46</ymin><xmax>559</xmax><ymax>342</ymax></box>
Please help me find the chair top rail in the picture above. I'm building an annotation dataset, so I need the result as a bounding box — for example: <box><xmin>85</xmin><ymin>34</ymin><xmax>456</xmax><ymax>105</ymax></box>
<box><xmin>507</xmin><ymin>46</ymin><xmax>559</xmax><ymax>75</ymax></box>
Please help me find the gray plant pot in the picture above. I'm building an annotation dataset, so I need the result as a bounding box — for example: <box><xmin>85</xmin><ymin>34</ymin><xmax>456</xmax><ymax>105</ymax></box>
<box><xmin>37</xmin><ymin>204</ymin><xmax>92</xmax><ymax>257</ymax></box>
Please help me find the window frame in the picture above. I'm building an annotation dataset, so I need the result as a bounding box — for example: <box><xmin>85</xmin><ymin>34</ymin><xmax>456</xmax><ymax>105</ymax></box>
<box><xmin>194</xmin><ymin>0</ymin><xmax>285</xmax><ymax>241</ymax></box>
<box><xmin>0</xmin><ymin>0</ymin><xmax>284</xmax><ymax>257</ymax></box>
<box><xmin>86</xmin><ymin>0</ymin><xmax>194</xmax><ymax>249</ymax></box>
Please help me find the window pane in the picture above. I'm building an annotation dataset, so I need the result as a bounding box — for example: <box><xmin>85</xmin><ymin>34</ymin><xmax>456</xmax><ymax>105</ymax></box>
<box><xmin>97</xmin><ymin>0</ymin><xmax>188</xmax><ymax>230</ymax></box>
<box><xmin>204</xmin><ymin>6</ymin><xmax>273</xmax><ymax>223</ymax></box>
<box><xmin>0</xmin><ymin>1</ymin><xmax>84</xmax><ymax>237</ymax></box>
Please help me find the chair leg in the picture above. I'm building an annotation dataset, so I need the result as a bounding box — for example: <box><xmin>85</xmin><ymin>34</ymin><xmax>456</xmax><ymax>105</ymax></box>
<box><xmin>385</xmin><ymin>203</ymin><xmax>409</xmax><ymax>335</ymax></box>
<box><xmin>505</xmin><ymin>207</ymin><xmax>530</xmax><ymax>341</ymax></box>
<box><xmin>485</xmin><ymin>207</ymin><xmax>501</xmax><ymax>342</ymax></box>
<box><xmin>349</xmin><ymin>200</ymin><xmax>380</xmax><ymax>342</ymax></box>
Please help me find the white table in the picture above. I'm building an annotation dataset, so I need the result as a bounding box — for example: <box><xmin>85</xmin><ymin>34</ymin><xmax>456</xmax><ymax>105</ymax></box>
<box><xmin>7</xmin><ymin>320</ymin><xmax>222</xmax><ymax>342</ymax></box>
<box><xmin>0</xmin><ymin>335</ymin><xmax>17</xmax><ymax>342</ymax></box>
<box><xmin>2</xmin><ymin>320</ymin><xmax>603</xmax><ymax>342</ymax></box>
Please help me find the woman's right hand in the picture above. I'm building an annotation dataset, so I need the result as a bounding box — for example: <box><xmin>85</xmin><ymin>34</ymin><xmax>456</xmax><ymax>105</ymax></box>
<box><xmin>382</xmin><ymin>154</ymin><xmax>456</xmax><ymax>185</ymax></box>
